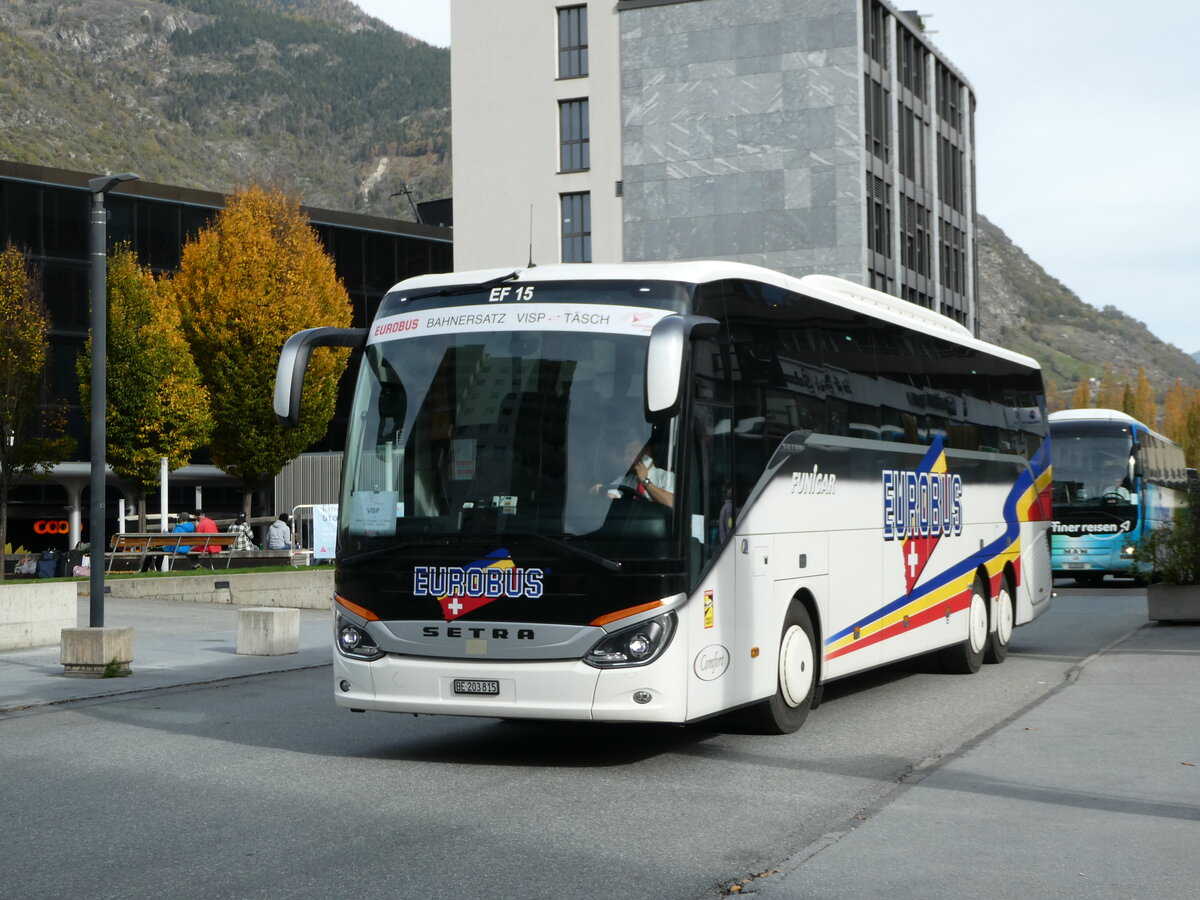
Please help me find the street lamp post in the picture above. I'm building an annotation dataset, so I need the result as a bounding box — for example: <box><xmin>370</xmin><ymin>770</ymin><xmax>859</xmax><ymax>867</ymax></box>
<box><xmin>87</xmin><ymin>172</ymin><xmax>138</xmax><ymax>628</ymax></box>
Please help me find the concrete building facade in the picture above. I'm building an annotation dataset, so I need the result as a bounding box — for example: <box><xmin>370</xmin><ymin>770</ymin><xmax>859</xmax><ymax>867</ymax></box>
<box><xmin>451</xmin><ymin>0</ymin><xmax>978</xmax><ymax>331</ymax></box>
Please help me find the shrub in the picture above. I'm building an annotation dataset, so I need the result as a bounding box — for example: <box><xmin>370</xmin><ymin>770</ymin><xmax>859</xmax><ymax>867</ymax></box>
<box><xmin>1134</xmin><ymin>490</ymin><xmax>1200</xmax><ymax>585</ymax></box>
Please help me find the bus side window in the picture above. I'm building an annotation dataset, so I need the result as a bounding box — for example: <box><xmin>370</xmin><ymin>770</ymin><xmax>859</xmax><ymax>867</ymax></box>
<box><xmin>688</xmin><ymin>335</ymin><xmax>734</xmax><ymax>582</ymax></box>
<box><xmin>688</xmin><ymin>402</ymin><xmax>735</xmax><ymax>582</ymax></box>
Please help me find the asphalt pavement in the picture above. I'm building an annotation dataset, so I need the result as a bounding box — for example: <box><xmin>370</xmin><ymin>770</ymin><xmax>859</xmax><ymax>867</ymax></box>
<box><xmin>1</xmin><ymin>587</ymin><xmax>1197</xmax><ymax>900</ymax></box>
<box><xmin>0</xmin><ymin>594</ymin><xmax>332</xmax><ymax>713</ymax></box>
<box><xmin>751</xmin><ymin>596</ymin><xmax>1200</xmax><ymax>899</ymax></box>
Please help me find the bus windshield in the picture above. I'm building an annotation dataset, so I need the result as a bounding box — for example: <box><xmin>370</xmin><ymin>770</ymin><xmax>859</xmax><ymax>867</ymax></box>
<box><xmin>1051</xmin><ymin>426</ymin><xmax>1137</xmax><ymax>510</ymax></box>
<box><xmin>341</xmin><ymin>318</ymin><xmax>681</xmax><ymax>559</ymax></box>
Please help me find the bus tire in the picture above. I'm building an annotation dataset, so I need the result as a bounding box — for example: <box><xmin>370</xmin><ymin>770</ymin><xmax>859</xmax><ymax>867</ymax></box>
<box><xmin>940</xmin><ymin>575</ymin><xmax>988</xmax><ymax>675</ymax></box>
<box><xmin>984</xmin><ymin>574</ymin><xmax>1014</xmax><ymax>665</ymax></box>
<box><xmin>748</xmin><ymin>603</ymin><xmax>817</xmax><ymax>735</ymax></box>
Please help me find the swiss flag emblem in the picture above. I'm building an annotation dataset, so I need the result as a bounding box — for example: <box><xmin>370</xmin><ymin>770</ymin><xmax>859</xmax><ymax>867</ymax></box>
<box><xmin>437</xmin><ymin>551</ymin><xmax>514</xmax><ymax>621</ymax></box>
<box><xmin>902</xmin><ymin>532</ymin><xmax>939</xmax><ymax>596</ymax></box>
<box><xmin>900</xmin><ymin>438</ymin><xmax>949</xmax><ymax>596</ymax></box>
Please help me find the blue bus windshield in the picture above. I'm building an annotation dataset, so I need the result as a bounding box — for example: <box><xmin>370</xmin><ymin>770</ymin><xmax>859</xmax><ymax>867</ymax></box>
<box><xmin>1051</xmin><ymin>427</ymin><xmax>1137</xmax><ymax>510</ymax></box>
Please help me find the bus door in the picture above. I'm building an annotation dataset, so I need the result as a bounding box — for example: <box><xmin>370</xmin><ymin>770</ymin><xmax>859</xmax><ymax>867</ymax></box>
<box><xmin>683</xmin><ymin>336</ymin><xmax>742</xmax><ymax>720</ymax></box>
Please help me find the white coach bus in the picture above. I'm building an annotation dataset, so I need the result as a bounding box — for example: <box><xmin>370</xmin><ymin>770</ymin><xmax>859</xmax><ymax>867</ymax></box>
<box><xmin>275</xmin><ymin>261</ymin><xmax>1053</xmax><ymax>733</ymax></box>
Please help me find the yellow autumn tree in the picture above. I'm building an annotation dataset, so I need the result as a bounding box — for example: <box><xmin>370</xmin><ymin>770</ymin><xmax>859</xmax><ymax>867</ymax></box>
<box><xmin>171</xmin><ymin>185</ymin><xmax>352</xmax><ymax>511</ymax></box>
<box><xmin>0</xmin><ymin>243</ymin><xmax>75</xmax><ymax>578</ymax></box>
<box><xmin>1129</xmin><ymin>368</ymin><xmax>1157</xmax><ymax>427</ymax></box>
<box><xmin>1162</xmin><ymin>380</ymin><xmax>1190</xmax><ymax>445</ymax></box>
<box><xmin>1184</xmin><ymin>393</ymin><xmax>1200</xmax><ymax>468</ymax></box>
<box><xmin>1096</xmin><ymin>366</ymin><xmax>1125</xmax><ymax>410</ymax></box>
<box><xmin>1069</xmin><ymin>378</ymin><xmax>1092</xmax><ymax>409</ymax></box>
<box><xmin>78</xmin><ymin>247</ymin><xmax>213</xmax><ymax>529</ymax></box>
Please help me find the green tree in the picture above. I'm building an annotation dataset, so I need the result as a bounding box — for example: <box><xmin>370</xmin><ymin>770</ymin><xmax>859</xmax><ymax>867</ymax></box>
<box><xmin>0</xmin><ymin>243</ymin><xmax>75</xmax><ymax>579</ymax></box>
<box><xmin>77</xmin><ymin>247</ymin><xmax>213</xmax><ymax>530</ymax></box>
<box><xmin>171</xmin><ymin>185</ymin><xmax>352</xmax><ymax>513</ymax></box>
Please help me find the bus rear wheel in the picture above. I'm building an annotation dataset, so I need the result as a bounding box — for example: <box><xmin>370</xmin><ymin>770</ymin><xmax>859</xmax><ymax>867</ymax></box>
<box><xmin>940</xmin><ymin>575</ymin><xmax>987</xmax><ymax>674</ymax></box>
<box><xmin>984</xmin><ymin>575</ymin><xmax>1014</xmax><ymax>665</ymax></box>
<box><xmin>748</xmin><ymin>603</ymin><xmax>817</xmax><ymax>734</ymax></box>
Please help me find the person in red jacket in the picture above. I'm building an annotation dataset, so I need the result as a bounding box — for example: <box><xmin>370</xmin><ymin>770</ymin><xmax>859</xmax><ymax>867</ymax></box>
<box><xmin>194</xmin><ymin>510</ymin><xmax>220</xmax><ymax>555</ymax></box>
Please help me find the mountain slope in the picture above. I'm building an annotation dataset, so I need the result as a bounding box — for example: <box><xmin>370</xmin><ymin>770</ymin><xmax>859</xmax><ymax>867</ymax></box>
<box><xmin>2</xmin><ymin>0</ymin><xmax>1197</xmax><ymax>397</ymax></box>
<box><xmin>976</xmin><ymin>214</ymin><xmax>1200</xmax><ymax>396</ymax></box>
<box><xmin>0</xmin><ymin>0</ymin><xmax>449</xmax><ymax>219</ymax></box>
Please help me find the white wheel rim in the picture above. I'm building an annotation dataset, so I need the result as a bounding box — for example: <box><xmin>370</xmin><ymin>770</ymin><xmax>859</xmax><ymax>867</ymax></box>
<box><xmin>996</xmin><ymin>587</ymin><xmax>1014</xmax><ymax>647</ymax></box>
<box><xmin>969</xmin><ymin>589</ymin><xmax>988</xmax><ymax>654</ymax></box>
<box><xmin>779</xmin><ymin>624</ymin><xmax>814</xmax><ymax>708</ymax></box>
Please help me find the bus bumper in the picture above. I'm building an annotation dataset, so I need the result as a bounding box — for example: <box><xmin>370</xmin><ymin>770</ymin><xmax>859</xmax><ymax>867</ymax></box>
<box><xmin>332</xmin><ymin>636</ymin><xmax>690</xmax><ymax>723</ymax></box>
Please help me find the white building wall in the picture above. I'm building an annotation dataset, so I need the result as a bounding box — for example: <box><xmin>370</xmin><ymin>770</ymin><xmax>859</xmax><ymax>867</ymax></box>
<box><xmin>451</xmin><ymin>1</ymin><xmax>623</xmax><ymax>269</ymax></box>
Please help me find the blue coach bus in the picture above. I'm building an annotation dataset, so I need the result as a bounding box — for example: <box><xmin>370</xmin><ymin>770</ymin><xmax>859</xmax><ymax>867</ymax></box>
<box><xmin>1049</xmin><ymin>408</ymin><xmax>1188</xmax><ymax>584</ymax></box>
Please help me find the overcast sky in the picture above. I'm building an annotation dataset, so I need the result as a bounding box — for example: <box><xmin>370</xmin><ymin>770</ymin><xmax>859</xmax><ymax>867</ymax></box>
<box><xmin>354</xmin><ymin>0</ymin><xmax>1200</xmax><ymax>356</ymax></box>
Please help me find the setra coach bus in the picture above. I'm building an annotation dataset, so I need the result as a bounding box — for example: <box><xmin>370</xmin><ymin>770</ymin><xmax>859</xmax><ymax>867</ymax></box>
<box><xmin>1049</xmin><ymin>408</ymin><xmax>1188</xmax><ymax>584</ymax></box>
<box><xmin>275</xmin><ymin>261</ymin><xmax>1053</xmax><ymax>733</ymax></box>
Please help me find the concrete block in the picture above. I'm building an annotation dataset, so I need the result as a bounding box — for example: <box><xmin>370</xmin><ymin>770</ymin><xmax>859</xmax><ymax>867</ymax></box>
<box><xmin>0</xmin><ymin>582</ymin><xmax>77</xmax><ymax>650</ymax></box>
<box><xmin>60</xmin><ymin>627</ymin><xmax>134</xmax><ymax>677</ymax></box>
<box><xmin>1147</xmin><ymin>584</ymin><xmax>1200</xmax><ymax>623</ymax></box>
<box><xmin>237</xmin><ymin>607</ymin><xmax>300</xmax><ymax>656</ymax></box>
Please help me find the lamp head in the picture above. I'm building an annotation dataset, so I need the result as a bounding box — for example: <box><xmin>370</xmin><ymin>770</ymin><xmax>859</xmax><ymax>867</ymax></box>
<box><xmin>88</xmin><ymin>172</ymin><xmax>139</xmax><ymax>195</ymax></box>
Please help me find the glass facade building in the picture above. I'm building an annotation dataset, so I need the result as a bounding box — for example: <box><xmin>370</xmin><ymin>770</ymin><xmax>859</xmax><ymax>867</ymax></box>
<box><xmin>0</xmin><ymin>160</ymin><xmax>452</xmax><ymax>555</ymax></box>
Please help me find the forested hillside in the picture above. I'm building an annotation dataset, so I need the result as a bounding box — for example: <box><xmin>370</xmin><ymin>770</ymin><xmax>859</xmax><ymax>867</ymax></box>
<box><xmin>975</xmin><ymin>214</ymin><xmax>1200</xmax><ymax>406</ymax></box>
<box><xmin>0</xmin><ymin>0</ymin><xmax>449</xmax><ymax>218</ymax></box>
<box><xmin>2</xmin><ymin>0</ymin><xmax>1197</xmax><ymax>402</ymax></box>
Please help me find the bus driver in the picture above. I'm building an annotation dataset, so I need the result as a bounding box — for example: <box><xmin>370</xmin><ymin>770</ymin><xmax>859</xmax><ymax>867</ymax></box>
<box><xmin>592</xmin><ymin>438</ymin><xmax>675</xmax><ymax>508</ymax></box>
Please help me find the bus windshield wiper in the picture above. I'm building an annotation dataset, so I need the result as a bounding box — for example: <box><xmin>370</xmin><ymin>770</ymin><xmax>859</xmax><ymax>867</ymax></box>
<box><xmin>513</xmin><ymin>531</ymin><xmax>622</xmax><ymax>572</ymax></box>
<box><xmin>414</xmin><ymin>270</ymin><xmax>521</xmax><ymax>300</ymax></box>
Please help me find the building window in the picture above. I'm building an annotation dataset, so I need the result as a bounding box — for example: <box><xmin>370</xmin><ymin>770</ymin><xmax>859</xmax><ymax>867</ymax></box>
<box><xmin>865</xmin><ymin>75</ymin><xmax>890</xmax><ymax>162</ymax></box>
<box><xmin>559</xmin><ymin>99</ymin><xmax>590</xmax><ymax>172</ymax></box>
<box><xmin>936</xmin><ymin>64</ymin><xmax>963</xmax><ymax>131</ymax></box>
<box><xmin>898</xmin><ymin>29</ymin><xmax>925</xmax><ymax>100</ymax></box>
<box><xmin>897</xmin><ymin>103</ymin><xmax>925</xmax><ymax>183</ymax></box>
<box><xmin>900</xmin><ymin>196</ymin><xmax>931</xmax><ymax>277</ymax></box>
<box><xmin>867</xmin><ymin>174</ymin><xmax>892</xmax><ymax>259</ymax></box>
<box><xmin>937</xmin><ymin>137</ymin><xmax>964</xmax><ymax>212</ymax></box>
<box><xmin>558</xmin><ymin>6</ymin><xmax>588</xmax><ymax>79</ymax></box>
<box><xmin>863</xmin><ymin>0</ymin><xmax>888</xmax><ymax>68</ymax></box>
<box><xmin>941</xmin><ymin>219</ymin><xmax>965</xmax><ymax>295</ymax></box>
<box><xmin>561</xmin><ymin>192</ymin><xmax>591</xmax><ymax>263</ymax></box>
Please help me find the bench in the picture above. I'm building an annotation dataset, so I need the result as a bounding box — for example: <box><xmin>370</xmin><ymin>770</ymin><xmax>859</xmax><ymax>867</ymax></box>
<box><xmin>106</xmin><ymin>532</ymin><xmax>248</xmax><ymax>573</ymax></box>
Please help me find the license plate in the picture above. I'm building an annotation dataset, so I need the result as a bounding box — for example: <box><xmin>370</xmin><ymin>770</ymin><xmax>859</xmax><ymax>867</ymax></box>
<box><xmin>453</xmin><ymin>679</ymin><xmax>500</xmax><ymax>696</ymax></box>
<box><xmin>1062</xmin><ymin>562</ymin><xmax>1091</xmax><ymax>570</ymax></box>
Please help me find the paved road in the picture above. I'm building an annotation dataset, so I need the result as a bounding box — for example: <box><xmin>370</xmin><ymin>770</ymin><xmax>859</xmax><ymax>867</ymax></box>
<box><xmin>1</xmin><ymin>586</ymin><xmax>1194</xmax><ymax>899</ymax></box>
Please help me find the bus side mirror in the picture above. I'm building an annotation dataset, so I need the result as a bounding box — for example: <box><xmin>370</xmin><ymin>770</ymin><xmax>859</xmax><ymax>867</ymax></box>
<box><xmin>645</xmin><ymin>315</ymin><xmax>719</xmax><ymax>420</ymax></box>
<box><xmin>274</xmin><ymin>326</ymin><xmax>367</xmax><ymax>427</ymax></box>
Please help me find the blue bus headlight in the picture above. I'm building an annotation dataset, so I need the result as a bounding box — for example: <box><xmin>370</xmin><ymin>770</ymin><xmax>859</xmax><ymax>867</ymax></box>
<box><xmin>586</xmin><ymin>612</ymin><xmax>676</xmax><ymax>668</ymax></box>
<box><xmin>337</xmin><ymin>618</ymin><xmax>385</xmax><ymax>661</ymax></box>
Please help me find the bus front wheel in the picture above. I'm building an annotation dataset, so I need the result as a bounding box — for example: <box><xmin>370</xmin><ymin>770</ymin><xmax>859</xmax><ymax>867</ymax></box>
<box><xmin>748</xmin><ymin>603</ymin><xmax>817</xmax><ymax>734</ymax></box>
<box><xmin>940</xmin><ymin>575</ymin><xmax>987</xmax><ymax>675</ymax></box>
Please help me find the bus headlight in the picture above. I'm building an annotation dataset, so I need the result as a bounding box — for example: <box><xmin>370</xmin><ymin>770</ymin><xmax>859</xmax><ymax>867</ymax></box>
<box><xmin>1123</xmin><ymin>545</ymin><xmax>1136</xmax><ymax>557</ymax></box>
<box><xmin>586</xmin><ymin>612</ymin><xmax>676</xmax><ymax>668</ymax></box>
<box><xmin>336</xmin><ymin>618</ymin><xmax>385</xmax><ymax>661</ymax></box>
